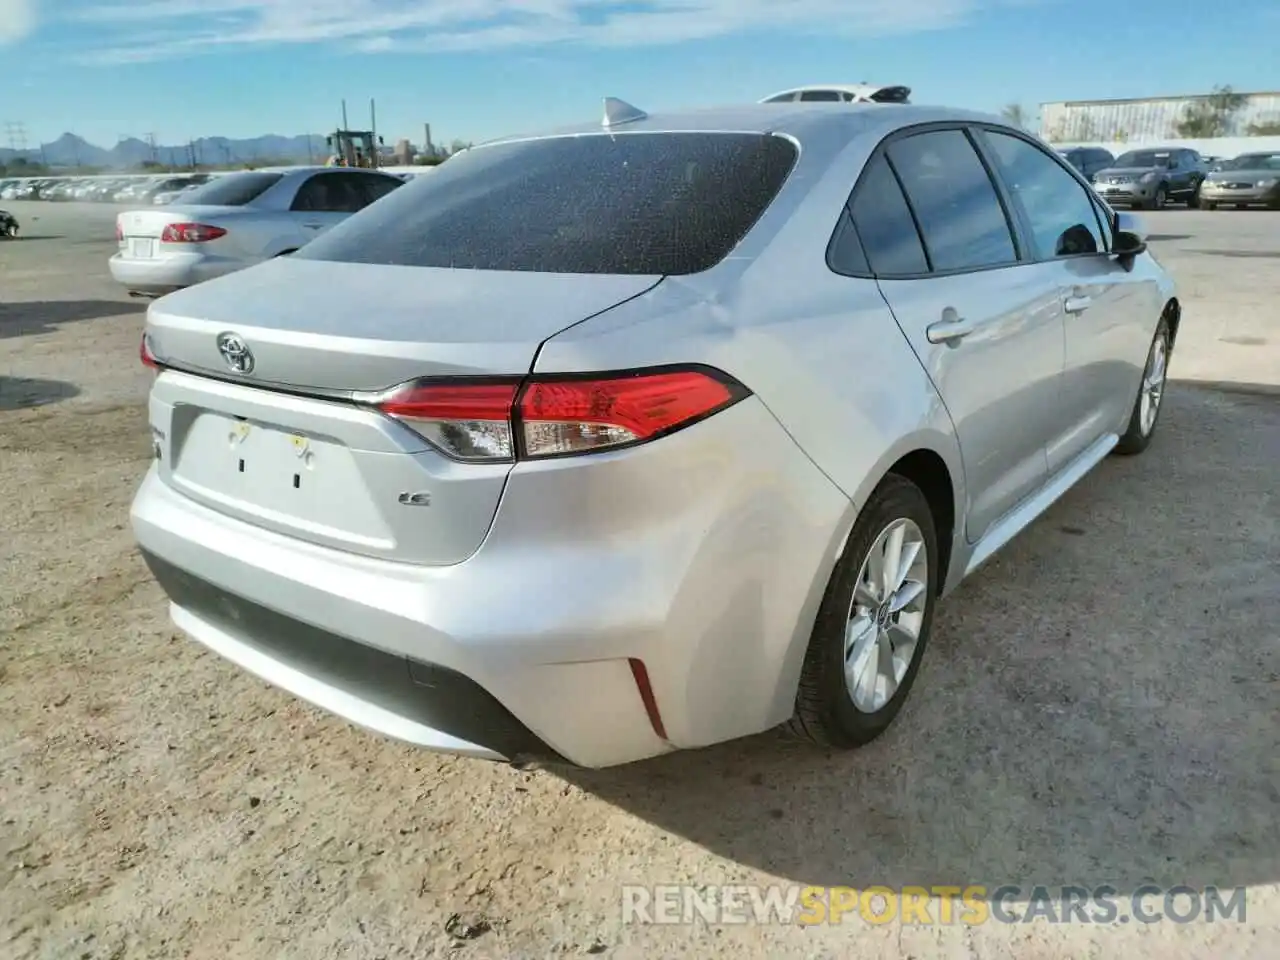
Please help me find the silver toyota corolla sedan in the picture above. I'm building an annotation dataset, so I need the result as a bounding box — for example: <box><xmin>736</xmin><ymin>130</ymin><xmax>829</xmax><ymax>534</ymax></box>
<box><xmin>131</xmin><ymin>99</ymin><xmax>1179</xmax><ymax>769</ymax></box>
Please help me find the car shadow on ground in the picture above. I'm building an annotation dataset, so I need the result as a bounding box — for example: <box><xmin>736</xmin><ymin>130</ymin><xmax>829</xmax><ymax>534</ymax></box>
<box><xmin>556</xmin><ymin>385</ymin><xmax>1279</xmax><ymax>897</ymax></box>
<box><xmin>0</xmin><ymin>376</ymin><xmax>82</xmax><ymax>410</ymax></box>
<box><xmin>0</xmin><ymin>299</ymin><xmax>144</xmax><ymax>339</ymax></box>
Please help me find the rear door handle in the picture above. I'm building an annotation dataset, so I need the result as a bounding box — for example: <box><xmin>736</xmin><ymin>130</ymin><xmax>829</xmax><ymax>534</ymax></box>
<box><xmin>926</xmin><ymin>312</ymin><xmax>976</xmax><ymax>344</ymax></box>
<box><xmin>1064</xmin><ymin>295</ymin><xmax>1093</xmax><ymax>314</ymax></box>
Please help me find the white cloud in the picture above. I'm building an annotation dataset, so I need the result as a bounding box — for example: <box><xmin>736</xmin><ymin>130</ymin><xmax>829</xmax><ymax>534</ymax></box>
<box><xmin>0</xmin><ymin>0</ymin><xmax>36</xmax><ymax>44</ymax></box>
<box><xmin>70</xmin><ymin>0</ymin><xmax>1035</xmax><ymax>64</ymax></box>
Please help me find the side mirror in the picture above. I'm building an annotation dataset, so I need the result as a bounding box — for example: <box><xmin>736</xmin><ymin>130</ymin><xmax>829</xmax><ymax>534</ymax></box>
<box><xmin>1112</xmin><ymin>210</ymin><xmax>1147</xmax><ymax>264</ymax></box>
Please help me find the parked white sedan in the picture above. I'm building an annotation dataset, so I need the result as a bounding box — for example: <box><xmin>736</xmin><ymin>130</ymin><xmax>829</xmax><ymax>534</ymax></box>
<box><xmin>110</xmin><ymin>166</ymin><xmax>406</xmax><ymax>296</ymax></box>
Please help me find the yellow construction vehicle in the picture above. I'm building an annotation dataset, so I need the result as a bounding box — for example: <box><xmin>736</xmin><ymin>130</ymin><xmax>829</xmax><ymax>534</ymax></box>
<box><xmin>325</xmin><ymin>129</ymin><xmax>385</xmax><ymax>169</ymax></box>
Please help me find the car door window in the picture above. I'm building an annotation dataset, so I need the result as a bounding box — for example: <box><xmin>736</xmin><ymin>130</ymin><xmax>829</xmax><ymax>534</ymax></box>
<box><xmin>847</xmin><ymin>153</ymin><xmax>929</xmax><ymax>276</ymax></box>
<box><xmin>357</xmin><ymin>174</ymin><xmax>404</xmax><ymax>206</ymax></box>
<box><xmin>885</xmin><ymin>129</ymin><xmax>1017</xmax><ymax>272</ymax></box>
<box><xmin>291</xmin><ymin>173</ymin><xmax>365</xmax><ymax>213</ymax></box>
<box><xmin>799</xmin><ymin>90</ymin><xmax>841</xmax><ymax>101</ymax></box>
<box><xmin>981</xmin><ymin>129</ymin><xmax>1106</xmax><ymax>259</ymax></box>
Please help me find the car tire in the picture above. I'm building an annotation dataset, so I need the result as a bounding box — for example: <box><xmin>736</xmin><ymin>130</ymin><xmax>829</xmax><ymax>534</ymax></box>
<box><xmin>787</xmin><ymin>473</ymin><xmax>939</xmax><ymax>748</ymax></box>
<box><xmin>1115</xmin><ymin>315</ymin><xmax>1171</xmax><ymax>456</ymax></box>
<box><xmin>1202</xmin><ymin>201</ymin><xmax>1217</xmax><ymax>211</ymax></box>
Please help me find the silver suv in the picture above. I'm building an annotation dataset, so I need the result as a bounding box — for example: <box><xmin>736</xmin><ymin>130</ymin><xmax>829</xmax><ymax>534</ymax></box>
<box><xmin>132</xmin><ymin>101</ymin><xmax>1178</xmax><ymax>769</ymax></box>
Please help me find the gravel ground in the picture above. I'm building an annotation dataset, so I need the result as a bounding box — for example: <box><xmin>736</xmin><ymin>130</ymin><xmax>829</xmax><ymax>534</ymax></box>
<box><xmin>1</xmin><ymin>202</ymin><xmax>1277</xmax><ymax>959</ymax></box>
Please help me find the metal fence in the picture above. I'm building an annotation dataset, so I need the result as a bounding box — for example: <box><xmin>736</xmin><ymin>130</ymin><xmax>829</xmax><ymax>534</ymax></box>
<box><xmin>1040</xmin><ymin>93</ymin><xmax>1280</xmax><ymax>143</ymax></box>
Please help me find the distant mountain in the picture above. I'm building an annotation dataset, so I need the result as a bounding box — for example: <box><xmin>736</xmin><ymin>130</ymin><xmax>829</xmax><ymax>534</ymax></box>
<box><xmin>0</xmin><ymin>132</ymin><xmax>337</xmax><ymax>169</ymax></box>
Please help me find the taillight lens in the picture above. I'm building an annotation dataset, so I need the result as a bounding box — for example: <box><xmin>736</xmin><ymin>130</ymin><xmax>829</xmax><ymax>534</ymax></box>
<box><xmin>519</xmin><ymin>371</ymin><xmax>738</xmax><ymax>457</ymax></box>
<box><xmin>115</xmin><ymin>219</ymin><xmax>123</xmax><ymax>243</ymax></box>
<box><xmin>160</xmin><ymin>222</ymin><xmax>226</xmax><ymax>243</ymax></box>
<box><xmin>371</xmin><ymin>367</ymin><xmax>747</xmax><ymax>463</ymax></box>
<box><xmin>140</xmin><ymin>332</ymin><xmax>160</xmax><ymax>369</ymax></box>
<box><xmin>376</xmin><ymin>379</ymin><xmax>521</xmax><ymax>462</ymax></box>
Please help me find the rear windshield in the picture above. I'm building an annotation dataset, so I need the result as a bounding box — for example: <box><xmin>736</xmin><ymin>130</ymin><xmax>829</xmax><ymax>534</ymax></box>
<box><xmin>178</xmin><ymin>172</ymin><xmax>283</xmax><ymax>206</ymax></box>
<box><xmin>294</xmin><ymin>132</ymin><xmax>799</xmax><ymax>275</ymax></box>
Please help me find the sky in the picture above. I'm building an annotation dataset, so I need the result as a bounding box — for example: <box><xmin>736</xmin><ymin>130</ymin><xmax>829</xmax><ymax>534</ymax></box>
<box><xmin>2</xmin><ymin>0</ymin><xmax>1278</xmax><ymax>150</ymax></box>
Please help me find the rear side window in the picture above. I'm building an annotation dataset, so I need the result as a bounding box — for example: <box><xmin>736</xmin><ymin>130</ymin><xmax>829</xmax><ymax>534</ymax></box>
<box><xmin>290</xmin><ymin>173</ymin><xmax>370</xmax><ymax>213</ymax></box>
<box><xmin>295</xmin><ymin>132</ymin><xmax>798</xmax><ymax>275</ymax></box>
<box><xmin>800</xmin><ymin>90</ymin><xmax>841</xmax><ymax>101</ymax></box>
<box><xmin>848</xmin><ymin>154</ymin><xmax>928</xmax><ymax>276</ymax></box>
<box><xmin>177</xmin><ymin>172</ymin><xmax>283</xmax><ymax>207</ymax></box>
<box><xmin>359</xmin><ymin>174</ymin><xmax>404</xmax><ymax>204</ymax></box>
<box><xmin>886</xmin><ymin>129</ymin><xmax>1017</xmax><ymax>272</ymax></box>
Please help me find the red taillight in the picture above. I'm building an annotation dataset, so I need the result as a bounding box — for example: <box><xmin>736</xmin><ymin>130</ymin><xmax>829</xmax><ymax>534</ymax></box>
<box><xmin>519</xmin><ymin>371</ymin><xmax>736</xmax><ymax>458</ymax></box>
<box><xmin>160</xmin><ymin>222</ymin><xmax>226</xmax><ymax>243</ymax></box>
<box><xmin>377</xmin><ymin>380</ymin><xmax>521</xmax><ymax>462</ymax></box>
<box><xmin>371</xmin><ymin>367</ymin><xmax>747</xmax><ymax>463</ymax></box>
<box><xmin>115</xmin><ymin>219</ymin><xmax>123</xmax><ymax>243</ymax></box>
<box><xmin>140</xmin><ymin>332</ymin><xmax>159</xmax><ymax>369</ymax></box>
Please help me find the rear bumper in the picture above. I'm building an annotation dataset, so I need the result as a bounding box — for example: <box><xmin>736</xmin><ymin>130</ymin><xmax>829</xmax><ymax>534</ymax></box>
<box><xmin>109</xmin><ymin>251</ymin><xmax>244</xmax><ymax>294</ymax></box>
<box><xmin>131</xmin><ymin>396</ymin><xmax>852</xmax><ymax>768</ymax></box>
<box><xmin>140</xmin><ymin>548</ymin><xmax>560</xmax><ymax>762</ymax></box>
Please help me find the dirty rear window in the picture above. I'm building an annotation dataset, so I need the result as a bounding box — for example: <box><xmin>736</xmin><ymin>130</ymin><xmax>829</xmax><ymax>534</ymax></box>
<box><xmin>293</xmin><ymin>132</ymin><xmax>799</xmax><ymax>275</ymax></box>
<box><xmin>178</xmin><ymin>172</ymin><xmax>283</xmax><ymax>207</ymax></box>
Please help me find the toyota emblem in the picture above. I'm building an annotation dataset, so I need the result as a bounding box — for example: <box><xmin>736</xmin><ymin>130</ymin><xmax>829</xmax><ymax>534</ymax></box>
<box><xmin>217</xmin><ymin>332</ymin><xmax>254</xmax><ymax>374</ymax></box>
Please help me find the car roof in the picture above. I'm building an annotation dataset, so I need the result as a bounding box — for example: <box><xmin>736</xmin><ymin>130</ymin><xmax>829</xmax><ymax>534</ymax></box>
<box><xmin>478</xmin><ymin>101</ymin><xmax>1006</xmax><ymax>152</ymax></box>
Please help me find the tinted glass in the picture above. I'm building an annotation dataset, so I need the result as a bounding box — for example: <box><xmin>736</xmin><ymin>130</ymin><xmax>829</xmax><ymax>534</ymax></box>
<box><xmin>983</xmin><ymin>130</ymin><xmax>1104</xmax><ymax>258</ymax></box>
<box><xmin>826</xmin><ymin>208</ymin><xmax>870</xmax><ymax>275</ymax></box>
<box><xmin>800</xmin><ymin>90</ymin><xmax>841</xmax><ymax>101</ymax></box>
<box><xmin>295</xmin><ymin>132</ymin><xmax>798</xmax><ymax>275</ymax></box>
<box><xmin>848</xmin><ymin>153</ymin><xmax>929</xmax><ymax>276</ymax></box>
<box><xmin>886</xmin><ymin>129</ymin><xmax>1016</xmax><ymax>271</ymax></box>
<box><xmin>764</xmin><ymin>93</ymin><xmax>796</xmax><ymax>102</ymax></box>
<box><xmin>178</xmin><ymin>172</ymin><xmax>283</xmax><ymax>206</ymax></box>
<box><xmin>357</xmin><ymin>173</ymin><xmax>404</xmax><ymax>203</ymax></box>
<box><xmin>292</xmin><ymin>173</ymin><xmax>368</xmax><ymax>213</ymax></box>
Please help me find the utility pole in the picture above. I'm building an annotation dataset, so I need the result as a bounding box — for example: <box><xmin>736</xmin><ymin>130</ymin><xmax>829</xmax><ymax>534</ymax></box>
<box><xmin>4</xmin><ymin>120</ymin><xmax>27</xmax><ymax>154</ymax></box>
<box><xmin>145</xmin><ymin>132</ymin><xmax>158</xmax><ymax>164</ymax></box>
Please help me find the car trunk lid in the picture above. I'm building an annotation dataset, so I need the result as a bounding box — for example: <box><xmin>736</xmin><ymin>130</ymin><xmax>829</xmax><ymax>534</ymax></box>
<box><xmin>145</xmin><ymin>257</ymin><xmax>662</xmax><ymax>565</ymax></box>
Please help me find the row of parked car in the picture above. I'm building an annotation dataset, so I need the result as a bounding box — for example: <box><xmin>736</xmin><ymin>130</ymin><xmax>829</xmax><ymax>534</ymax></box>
<box><xmin>1055</xmin><ymin>145</ymin><xmax>1280</xmax><ymax>210</ymax></box>
<box><xmin>0</xmin><ymin>172</ymin><xmax>220</xmax><ymax>205</ymax></box>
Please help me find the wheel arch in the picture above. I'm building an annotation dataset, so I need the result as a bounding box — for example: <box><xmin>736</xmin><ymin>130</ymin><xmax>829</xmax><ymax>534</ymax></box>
<box><xmin>1162</xmin><ymin>296</ymin><xmax>1181</xmax><ymax>348</ymax></box>
<box><xmin>833</xmin><ymin>432</ymin><xmax>965</xmax><ymax>598</ymax></box>
<box><xmin>887</xmin><ymin>449</ymin><xmax>956</xmax><ymax>596</ymax></box>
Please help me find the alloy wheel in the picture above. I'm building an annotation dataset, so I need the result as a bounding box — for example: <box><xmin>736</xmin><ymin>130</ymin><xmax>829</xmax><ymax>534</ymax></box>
<box><xmin>1139</xmin><ymin>329</ymin><xmax>1168</xmax><ymax>436</ymax></box>
<box><xmin>843</xmin><ymin>518</ymin><xmax>930</xmax><ymax>713</ymax></box>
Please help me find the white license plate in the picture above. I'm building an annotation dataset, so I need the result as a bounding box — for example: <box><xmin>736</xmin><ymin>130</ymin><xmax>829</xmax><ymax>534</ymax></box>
<box><xmin>129</xmin><ymin>238</ymin><xmax>156</xmax><ymax>259</ymax></box>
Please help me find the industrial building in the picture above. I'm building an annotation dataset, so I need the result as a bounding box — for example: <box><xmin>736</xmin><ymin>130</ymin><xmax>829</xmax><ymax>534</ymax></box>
<box><xmin>1039</xmin><ymin>90</ymin><xmax>1280</xmax><ymax>144</ymax></box>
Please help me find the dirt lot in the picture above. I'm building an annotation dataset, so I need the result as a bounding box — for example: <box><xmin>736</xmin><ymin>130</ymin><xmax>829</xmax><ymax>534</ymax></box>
<box><xmin>2</xmin><ymin>202</ymin><xmax>1277</xmax><ymax>959</ymax></box>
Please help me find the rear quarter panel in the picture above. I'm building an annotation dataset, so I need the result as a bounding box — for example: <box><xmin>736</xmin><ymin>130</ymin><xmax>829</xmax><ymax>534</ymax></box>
<box><xmin>533</xmin><ymin>117</ymin><xmax>967</xmax><ymax>534</ymax></box>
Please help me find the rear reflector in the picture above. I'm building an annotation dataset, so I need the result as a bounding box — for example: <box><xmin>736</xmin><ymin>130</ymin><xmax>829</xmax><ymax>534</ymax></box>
<box><xmin>628</xmin><ymin>658</ymin><xmax>668</xmax><ymax>741</ymax></box>
<box><xmin>369</xmin><ymin>367</ymin><xmax>748</xmax><ymax>463</ymax></box>
<box><xmin>161</xmin><ymin>222</ymin><xmax>226</xmax><ymax>243</ymax></box>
